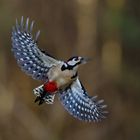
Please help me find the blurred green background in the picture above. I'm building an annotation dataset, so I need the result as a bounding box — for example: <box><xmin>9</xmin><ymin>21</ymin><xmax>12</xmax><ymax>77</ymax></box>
<box><xmin>0</xmin><ymin>0</ymin><xmax>140</xmax><ymax>140</ymax></box>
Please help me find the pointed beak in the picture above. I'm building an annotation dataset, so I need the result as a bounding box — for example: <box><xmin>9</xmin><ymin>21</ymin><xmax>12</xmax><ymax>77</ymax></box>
<box><xmin>81</xmin><ymin>57</ymin><xmax>91</xmax><ymax>64</ymax></box>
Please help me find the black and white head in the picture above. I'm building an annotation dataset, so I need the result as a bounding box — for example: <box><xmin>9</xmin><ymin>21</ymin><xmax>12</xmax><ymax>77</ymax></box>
<box><xmin>61</xmin><ymin>56</ymin><xmax>90</xmax><ymax>71</ymax></box>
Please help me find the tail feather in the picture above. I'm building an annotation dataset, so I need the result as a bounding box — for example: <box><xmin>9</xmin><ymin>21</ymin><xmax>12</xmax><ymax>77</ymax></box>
<box><xmin>34</xmin><ymin>96</ymin><xmax>40</xmax><ymax>103</ymax></box>
<box><xmin>33</xmin><ymin>84</ymin><xmax>55</xmax><ymax>104</ymax></box>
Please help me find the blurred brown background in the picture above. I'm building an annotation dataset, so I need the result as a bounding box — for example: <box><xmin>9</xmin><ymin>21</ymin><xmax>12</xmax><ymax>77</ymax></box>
<box><xmin>0</xmin><ymin>0</ymin><xmax>140</xmax><ymax>140</ymax></box>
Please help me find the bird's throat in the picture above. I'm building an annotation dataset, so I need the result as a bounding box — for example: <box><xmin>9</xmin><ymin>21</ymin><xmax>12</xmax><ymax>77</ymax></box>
<box><xmin>43</xmin><ymin>81</ymin><xmax>58</xmax><ymax>93</ymax></box>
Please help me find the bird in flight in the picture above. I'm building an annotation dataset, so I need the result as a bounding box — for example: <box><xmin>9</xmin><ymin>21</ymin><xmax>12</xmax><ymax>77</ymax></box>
<box><xmin>11</xmin><ymin>17</ymin><xmax>107</xmax><ymax>122</ymax></box>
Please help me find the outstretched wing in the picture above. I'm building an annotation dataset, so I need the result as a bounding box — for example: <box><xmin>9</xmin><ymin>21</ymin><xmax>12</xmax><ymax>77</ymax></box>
<box><xmin>58</xmin><ymin>78</ymin><xmax>107</xmax><ymax>122</ymax></box>
<box><xmin>11</xmin><ymin>17</ymin><xmax>61</xmax><ymax>81</ymax></box>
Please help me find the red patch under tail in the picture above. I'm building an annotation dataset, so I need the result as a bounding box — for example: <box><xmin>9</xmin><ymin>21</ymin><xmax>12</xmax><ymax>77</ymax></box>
<box><xmin>43</xmin><ymin>81</ymin><xmax>58</xmax><ymax>93</ymax></box>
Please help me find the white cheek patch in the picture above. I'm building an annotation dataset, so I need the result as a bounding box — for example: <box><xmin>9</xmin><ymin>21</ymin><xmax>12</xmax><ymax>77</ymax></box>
<box><xmin>67</xmin><ymin>60</ymin><xmax>77</xmax><ymax>66</ymax></box>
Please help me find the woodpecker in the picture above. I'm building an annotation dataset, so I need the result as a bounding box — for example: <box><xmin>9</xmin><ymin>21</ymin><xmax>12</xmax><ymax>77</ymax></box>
<box><xmin>11</xmin><ymin>17</ymin><xmax>107</xmax><ymax>122</ymax></box>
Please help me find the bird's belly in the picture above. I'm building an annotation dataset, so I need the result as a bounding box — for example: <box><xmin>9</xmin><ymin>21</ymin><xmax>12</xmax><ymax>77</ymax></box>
<box><xmin>48</xmin><ymin>67</ymin><xmax>73</xmax><ymax>89</ymax></box>
<box><xmin>55</xmin><ymin>77</ymin><xmax>71</xmax><ymax>88</ymax></box>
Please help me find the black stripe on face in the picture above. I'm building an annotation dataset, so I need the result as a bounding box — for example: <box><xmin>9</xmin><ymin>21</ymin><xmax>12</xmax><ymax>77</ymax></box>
<box><xmin>61</xmin><ymin>62</ymin><xmax>81</xmax><ymax>71</ymax></box>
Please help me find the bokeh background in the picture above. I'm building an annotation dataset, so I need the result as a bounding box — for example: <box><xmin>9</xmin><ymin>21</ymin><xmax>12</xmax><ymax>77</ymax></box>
<box><xmin>0</xmin><ymin>0</ymin><xmax>140</xmax><ymax>140</ymax></box>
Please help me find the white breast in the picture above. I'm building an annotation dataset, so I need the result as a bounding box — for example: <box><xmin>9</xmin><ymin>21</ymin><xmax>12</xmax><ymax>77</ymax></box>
<box><xmin>47</xmin><ymin>64</ymin><xmax>76</xmax><ymax>88</ymax></box>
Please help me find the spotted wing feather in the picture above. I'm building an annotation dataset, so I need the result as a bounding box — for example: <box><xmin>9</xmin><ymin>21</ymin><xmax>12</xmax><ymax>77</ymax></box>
<box><xmin>58</xmin><ymin>79</ymin><xmax>107</xmax><ymax>122</ymax></box>
<box><xmin>11</xmin><ymin>17</ymin><xmax>60</xmax><ymax>81</ymax></box>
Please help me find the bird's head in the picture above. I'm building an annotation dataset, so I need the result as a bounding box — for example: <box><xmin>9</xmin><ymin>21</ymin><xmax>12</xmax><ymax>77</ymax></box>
<box><xmin>61</xmin><ymin>56</ymin><xmax>90</xmax><ymax>71</ymax></box>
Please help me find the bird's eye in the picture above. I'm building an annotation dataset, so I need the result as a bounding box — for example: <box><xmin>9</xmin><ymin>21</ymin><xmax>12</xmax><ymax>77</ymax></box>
<box><xmin>74</xmin><ymin>57</ymin><xmax>78</xmax><ymax>61</ymax></box>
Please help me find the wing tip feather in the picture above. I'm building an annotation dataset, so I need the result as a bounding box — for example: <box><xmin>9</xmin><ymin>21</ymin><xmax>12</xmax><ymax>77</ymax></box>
<box><xmin>12</xmin><ymin>16</ymin><xmax>40</xmax><ymax>42</ymax></box>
